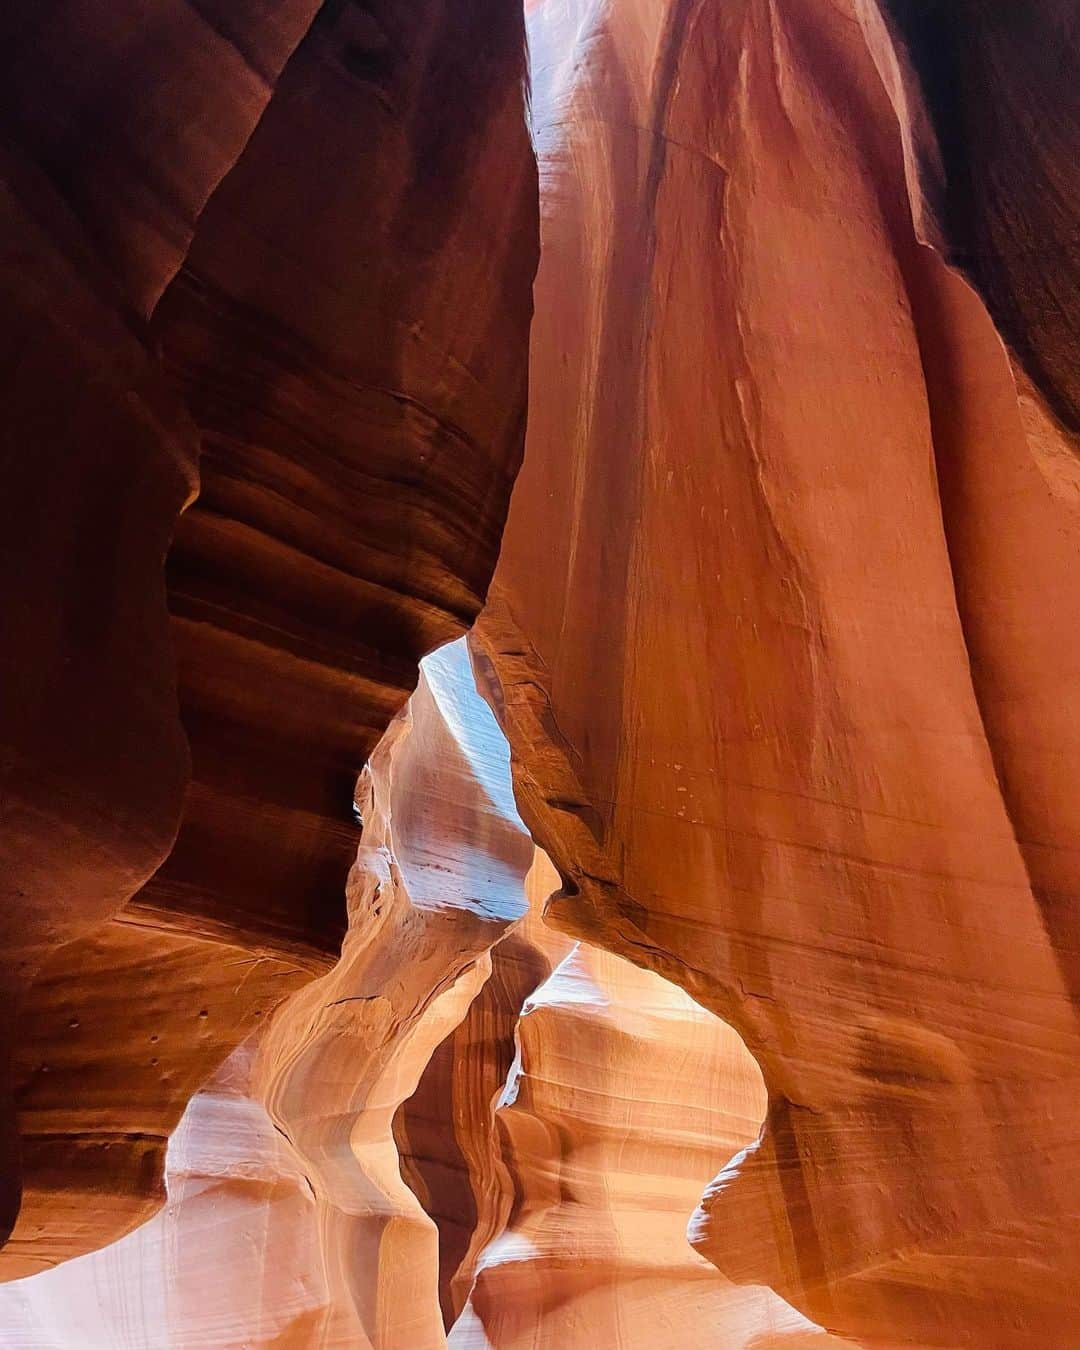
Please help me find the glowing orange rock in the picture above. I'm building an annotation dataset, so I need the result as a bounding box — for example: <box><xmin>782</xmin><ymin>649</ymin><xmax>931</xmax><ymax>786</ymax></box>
<box><xmin>473</xmin><ymin>0</ymin><xmax>1080</xmax><ymax>1343</ymax></box>
<box><xmin>454</xmin><ymin>940</ymin><xmax>843</xmax><ymax>1349</ymax></box>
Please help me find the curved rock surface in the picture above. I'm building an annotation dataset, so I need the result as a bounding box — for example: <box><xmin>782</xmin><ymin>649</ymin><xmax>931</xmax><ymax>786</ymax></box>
<box><xmin>0</xmin><ymin>637</ymin><xmax>531</xmax><ymax>1346</ymax></box>
<box><xmin>453</xmin><ymin>940</ymin><xmax>840</xmax><ymax>1350</ymax></box>
<box><xmin>0</xmin><ymin>1042</ymin><xmax>329</xmax><ymax>1349</ymax></box>
<box><xmin>472</xmin><ymin>0</ymin><xmax>1080</xmax><ymax>1344</ymax></box>
<box><xmin>394</xmin><ymin>850</ymin><xmax>574</xmax><ymax>1331</ymax></box>
<box><xmin>250</xmin><ymin>639</ymin><xmax>535</xmax><ymax>1348</ymax></box>
<box><xmin>0</xmin><ymin>645</ymin><xmax>841</xmax><ymax>1350</ymax></box>
<box><xmin>2</xmin><ymin>0</ymin><xmax>1079</xmax><ymax>1343</ymax></box>
<box><xmin>882</xmin><ymin>0</ymin><xmax>1080</xmax><ymax>428</ymax></box>
<box><xmin>0</xmin><ymin>0</ymin><xmax>536</xmax><ymax>1274</ymax></box>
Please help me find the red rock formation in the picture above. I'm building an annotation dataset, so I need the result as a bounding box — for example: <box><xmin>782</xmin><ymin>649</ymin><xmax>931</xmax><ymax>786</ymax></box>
<box><xmin>881</xmin><ymin>0</ymin><xmax>1080</xmax><ymax>428</ymax></box>
<box><xmin>0</xmin><ymin>0</ymin><xmax>536</xmax><ymax>1275</ymax></box>
<box><xmin>3</xmin><ymin>0</ymin><xmax>1080</xmax><ymax>1342</ymax></box>
<box><xmin>145</xmin><ymin>0</ymin><xmax>538</xmax><ymax>961</ymax></box>
<box><xmin>250</xmin><ymin>639</ymin><xmax>536</xmax><ymax>1347</ymax></box>
<box><xmin>0</xmin><ymin>646</ymin><xmax>846</xmax><ymax>1348</ymax></box>
<box><xmin>472</xmin><ymin>0</ymin><xmax>1080</xmax><ymax>1344</ymax></box>
<box><xmin>454</xmin><ymin>940</ymin><xmax>841</xmax><ymax>1349</ymax></box>
<box><xmin>0</xmin><ymin>637</ymin><xmax>538</xmax><ymax>1344</ymax></box>
<box><xmin>0</xmin><ymin>0</ymin><xmax>323</xmax><ymax>1093</ymax></box>
<box><xmin>0</xmin><ymin>1042</ymin><xmax>329</xmax><ymax>1348</ymax></box>
<box><xmin>394</xmin><ymin>851</ymin><xmax>573</xmax><ymax>1331</ymax></box>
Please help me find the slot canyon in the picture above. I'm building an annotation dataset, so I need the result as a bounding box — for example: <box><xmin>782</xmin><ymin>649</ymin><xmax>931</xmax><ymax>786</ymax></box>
<box><xmin>0</xmin><ymin>0</ymin><xmax>1077</xmax><ymax>1346</ymax></box>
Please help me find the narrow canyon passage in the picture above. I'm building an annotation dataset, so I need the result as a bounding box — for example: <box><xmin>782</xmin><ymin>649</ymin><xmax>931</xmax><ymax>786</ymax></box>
<box><xmin>0</xmin><ymin>0</ymin><xmax>1077</xmax><ymax>1344</ymax></box>
<box><xmin>474</xmin><ymin>0</ymin><xmax>1080</xmax><ymax>1343</ymax></box>
<box><xmin>0</xmin><ymin>644</ymin><xmax>832</xmax><ymax>1348</ymax></box>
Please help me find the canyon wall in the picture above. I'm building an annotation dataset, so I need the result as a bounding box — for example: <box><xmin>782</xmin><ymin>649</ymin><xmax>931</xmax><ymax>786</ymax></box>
<box><xmin>2</xmin><ymin>0</ymin><xmax>1079</xmax><ymax>1344</ymax></box>
<box><xmin>452</xmin><ymin>940</ymin><xmax>840</xmax><ymax>1350</ymax></box>
<box><xmin>0</xmin><ymin>1043</ymin><xmax>330</xmax><ymax>1348</ymax></box>
<box><xmin>394</xmin><ymin>850</ymin><xmax>574</xmax><ymax>1331</ymax></box>
<box><xmin>0</xmin><ymin>645</ymin><xmax>840</xmax><ymax>1348</ymax></box>
<box><xmin>0</xmin><ymin>0</ymin><xmax>536</xmax><ymax>1276</ymax></box>
<box><xmin>2</xmin><ymin>636</ymin><xmax>539</xmax><ymax>1347</ymax></box>
<box><xmin>881</xmin><ymin>0</ymin><xmax>1080</xmax><ymax>429</ymax></box>
<box><xmin>249</xmin><ymin>640</ymin><xmax>535</xmax><ymax>1349</ymax></box>
<box><xmin>472</xmin><ymin>0</ymin><xmax>1080</xmax><ymax>1344</ymax></box>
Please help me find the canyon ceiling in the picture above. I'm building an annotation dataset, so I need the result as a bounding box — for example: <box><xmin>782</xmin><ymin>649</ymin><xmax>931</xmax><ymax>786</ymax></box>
<box><xmin>0</xmin><ymin>0</ymin><xmax>1077</xmax><ymax>1347</ymax></box>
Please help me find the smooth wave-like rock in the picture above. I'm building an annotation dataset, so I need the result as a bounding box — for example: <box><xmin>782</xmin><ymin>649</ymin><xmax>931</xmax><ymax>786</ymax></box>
<box><xmin>881</xmin><ymin>0</ymin><xmax>1080</xmax><ymax>428</ymax></box>
<box><xmin>0</xmin><ymin>1041</ymin><xmax>329</xmax><ymax>1348</ymax></box>
<box><xmin>394</xmin><ymin>850</ymin><xmax>574</xmax><ymax>1331</ymax></box>
<box><xmin>0</xmin><ymin>13</ymin><xmax>324</xmax><ymax>1239</ymax></box>
<box><xmin>2</xmin><ymin>0</ymin><xmax>1079</xmax><ymax>1342</ymax></box>
<box><xmin>0</xmin><ymin>0</ymin><xmax>536</xmax><ymax>1275</ymax></box>
<box><xmin>250</xmin><ymin>639</ymin><xmax>535</xmax><ymax>1347</ymax></box>
<box><xmin>453</xmin><ymin>940</ymin><xmax>841</xmax><ymax>1349</ymax></box>
<box><xmin>0</xmin><ymin>636</ymin><xmax>537</xmax><ymax>1345</ymax></box>
<box><xmin>0</xmin><ymin>637</ymin><xmax>534</xmax><ymax>1346</ymax></box>
<box><xmin>472</xmin><ymin>0</ymin><xmax>1080</xmax><ymax>1344</ymax></box>
<box><xmin>0</xmin><ymin>643</ymin><xmax>845</xmax><ymax>1350</ymax></box>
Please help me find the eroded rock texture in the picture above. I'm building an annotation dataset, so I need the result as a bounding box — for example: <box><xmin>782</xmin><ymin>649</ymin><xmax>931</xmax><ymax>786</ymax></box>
<box><xmin>394</xmin><ymin>850</ymin><xmax>574</xmax><ymax>1331</ymax></box>
<box><xmin>882</xmin><ymin>0</ymin><xmax>1080</xmax><ymax>428</ymax></box>
<box><xmin>3</xmin><ymin>0</ymin><xmax>1080</xmax><ymax>1343</ymax></box>
<box><xmin>249</xmin><ymin>640</ymin><xmax>535</xmax><ymax>1348</ymax></box>
<box><xmin>0</xmin><ymin>0</ymin><xmax>535</xmax><ymax>1276</ymax></box>
<box><xmin>0</xmin><ymin>1042</ymin><xmax>329</xmax><ymax>1348</ymax></box>
<box><xmin>0</xmin><ymin>638</ymin><xmax>536</xmax><ymax>1346</ymax></box>
<box><xmin>0</xmin><ymin>646</ymin><xmax>841</xmax><ymax>1348</ymax></box>
<box><xmin>453</xmin><ymin>941</ymin><xmax>840</xmax><ymax>1350</ymax></box>
<box><xmin>471</xmin><ymin>0</ymin><xmax>1080</xmax><ymax>1344</ymax></box>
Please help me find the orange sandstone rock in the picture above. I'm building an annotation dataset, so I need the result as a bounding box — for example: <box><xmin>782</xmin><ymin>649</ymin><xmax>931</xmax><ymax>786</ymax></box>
<box><xmin>0</xmin><ymin>1042</ymin><xmax>329</xmax><ymax>1348</ymax></box>
<box><xmin>472</xmin><ymin>0</ymin><xmax>1080</xmax><ymax>1343</ymax></box>
<box><xmin>1</xmin><ymin>0</ymin><xmax>1079</xmax><ymax>1344</ymax></box>
<box><xmin>0</xmin><ymin>0</ymin><xmax>536</xmax><ymax>1275</ymax></box>
<box><xmin>395</xmin><ymin>851</ymin><xmax>574</xmax><ymax>1331</ymax></box>
<box><xmin>454</xmin><ymin>940</ymin><xmax>843</xmax><ymax>1350</ymax></box>
<box><xmin>250</xmin><ymin>640</ymin><xmax>536</xmax><ymax>1348</ymax></box>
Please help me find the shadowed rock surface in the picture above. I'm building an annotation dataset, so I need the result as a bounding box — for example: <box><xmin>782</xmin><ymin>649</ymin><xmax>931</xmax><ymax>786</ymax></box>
<box><xmin>1</xmin><ymin>0</ymin><xmax>1079</xmax><ymax>1343</ymax></box>
<box><xmin>0</xmin><ymin>0</ymin><xmax>536</xmax><ymax>1276</ymax></box>
<box><xmin>0</xmin><ymin>649</ymin><xmax>840</xmax><ymax>1348</ymax></box>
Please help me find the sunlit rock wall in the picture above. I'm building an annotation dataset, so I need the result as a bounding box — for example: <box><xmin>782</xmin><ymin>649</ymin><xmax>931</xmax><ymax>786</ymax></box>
<box><xmin>0</xmin><ymin>641</ymin><xmax>538</xmax><ymax>1347</ymax></box>
<box><xmin>0</xmin><ymin>646</ymin><xmax>840</xmax><ymax>1349</ymax></box>
<box><xmin>250</xmin><ymin>640</ymin><xmax>535</xmax><ymax>1349</ymax></box>
<box><xmin>452</xmin><ymin>942</ymin><xmax>841</xmax><ymax>1350</ymax></box>
<box><xmin>472</xmin><ymin>0</ymin><xmax>1080</xmax><ymax>1344</ymax></box>
<box><xmin>2</xmin><ymin>0</ymin><xmax>1078</xmax><ymax>1343</ymax></box>
<box><xmin>394</xmin><ymin>851</ymin><xmax>574</xmax><ymax>1331</ymax></box>
<box><xmin>0</xmin><ymin>1043</ymin><xmax>329</xmax><ymax>1349</ymax></box>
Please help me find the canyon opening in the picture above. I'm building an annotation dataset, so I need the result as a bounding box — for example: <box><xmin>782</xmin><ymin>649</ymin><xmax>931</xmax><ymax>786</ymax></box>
<box><xmin>0</xmin><ymin>0</ymin><xmax>1078</xmax><ymax>1347</ymax></box>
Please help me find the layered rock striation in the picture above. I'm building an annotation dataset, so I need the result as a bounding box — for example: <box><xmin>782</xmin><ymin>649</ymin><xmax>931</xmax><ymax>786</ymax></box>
<box><xmin>453</xmin><ymin>940</ymin><xmax>841</xmax><ymax>1350</ymax></box>
<box><xmin>0</xmin><ymin>644</ymin><xmax>843</xmax><ymax>1349</ymax></box>
<box><xmin>394</xmin><ymin>850</ymin><xmax>574</xmax><ymax>1332</ymax></box>
<box><xmin>472</xmin><ymin>0</ymin><xmax>1080</xmax><ymax>1344</ymax></box>
<box><xmin>2</xmin><ymin>0</ymin><xmax>1079</xmax><ymax>1343</ymax></box>
<box><xmin>250</xmin><ymin>639</ymin><xmax>536</xmax><ymax>1348</ymax></box>
<box><xmin>0</xmin><ymin>636</ymin><xmax>536</xmax><ymax>1347</ymax></box>
<box><xmin>0</xmin><ymin>1042</ymin><xmax>329</xmax><ymax>1348</ymax></box>
<box><xmin>0</xmin><ymin>0</ymin><xmax>536</xmax><ymax>1276</ymax></box>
